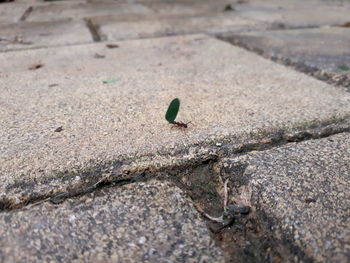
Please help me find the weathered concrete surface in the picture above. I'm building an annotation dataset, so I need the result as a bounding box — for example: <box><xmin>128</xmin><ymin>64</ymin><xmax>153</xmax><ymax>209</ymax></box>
<box><xmin>234</xmin><ymin>0</ymin><xmax>350</xmax><ymax>28</ymax></box>
<box><xmin>220</xmin><ymin>27</ymin><xmax>350</xmax><ymax>88</ymax></box>
<box><xmin>1</xmin><ymin>35</ymin><xmax>350</xmax><ymax>207</ymax></box>
<box><xmin>25</xmin><ymin>2</ymin><xmax>152</xmax><ymax>22</ymax></box>
<box><xmin>92</xmin><ymin>13</ymin><xmax>262</xmax><ymax>41</ymax></box>
<box><xmin>0</xmin><ymin>1</ymin><xmax>30</xmax><ymax>24</ymax></box>
<box><xmin>142</xmin><ymin>0</ymin><xmax>232</xmax><ymax>16</ymax></box>
<box><xmin>220</xmin><ymin>132</ymin><xmax>350</xmax><ymax>262</ymax></box>
<box><xmin>0</xmin><ymin>19</ymin><xmax>92</xmax><ymax>52</ymax></box>
<box><xmin>0</xmin><ymin>179</ymin><xmax>225</xmax><ymax>262</ymax></box>
<box><xmin>0</xmin><ymin>0</ymin><xmax>350</xmax><ymax>261</ymax></box>
<box><xmin>82</xmin><ymin>0</ymin><xmax>266</xmax><ymax>41</ymax></box>
<box><xmin>0</xmin><ymin>1</ymin><xmax>86</xmax><ymax>24</ymax></box>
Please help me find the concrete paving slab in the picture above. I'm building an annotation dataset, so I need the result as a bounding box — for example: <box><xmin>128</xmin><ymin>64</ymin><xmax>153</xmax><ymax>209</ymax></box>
<box><xmin>85</xmin><ymin>0</ymin><xmax>234</xmax><ymax>15</ymax></box>
<box><xmin>91</xmin><ymin>13</ymin><xmax>262</xmax><ymax>41</ymax></box>
<box><xmin>220</xmin><ymin>27</ymin><xmax>350</xmax><ymax>88</ymax></box>
<box><xmin>0</xmin><ymin>19</ymin><xmax>92</xmax><ymax>52</ymax></box>
<box><xmin>0</xmin><ymin>0</ymin><xmax>86</xmax><ymax>24</ymax></box>
<box><xmin>14</xmin><ymin>0</ymin><xmax>85</xmax><ymax>2</ymax></box>
<box><xmin>25</xmin><ymin>2</ymin><xmax>152</xmax><ymax>22</ymax></box>
<box><xmin>86</xmin><ymin>0</ymin><xmax>229</xmax><ymax>3</ymax></box>
<box><xmin>1</xmin><ymin>35</ymin><xmax>350</xmax><ymax>208</ymax></box>
<box><xmin>0</xmin><ymin>1</ymin><xmax>31</xmax><ymax>24</ymax></box>
<box><xmin>142</xmin><ymin>1</ymin><xmax>232</xmax><ymax>16</ymax></box>
<box><xmin>234</xmin><ymin>0</ymin><xmax>350</xmax><ymax>28</ymax></box>
<box><xmin>220</xmin><ymin>132</ymin><xmax>350</xmax><ymax>262</ymax></box>
<box><xmin>0</xmin><ymin>179</ymin><xmax>225</xmax><ymax>262</ymax></box>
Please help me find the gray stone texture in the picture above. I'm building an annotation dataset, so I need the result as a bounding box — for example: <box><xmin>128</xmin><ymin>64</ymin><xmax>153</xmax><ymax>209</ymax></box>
<box><xmin>221</xmin><ymin>132</ymin><xmax>350</xmax><ymax>262</ymax></box>
<box><xmin>92</xmin><ymin>13</ymin><xmax>261</xmax><ymax>41</ymax></box>
<box><xmin>1</xmin><ymin>0</ymin><xmax>350</xmax><ymax>261</ymax></box>
<box><xmin>222</xmin><ymin>27</ymin><xmax>350</xmax><ymax>87</ymax></box>
<box><xmin>1</xmin><ymin>35</ymin><xmax>350</xmax><ymax>207</ymax></box>
<box><xmin>0</xmin><ymin>1</ymin><xmax>30</xmax><ymax>24</ymax></box>
<box><xmin>0</xmin><ymin>180</ymin><xmax>225</xmax><ymax>263</ymax></box>
<box><xmin>24</xmin><ymin>2</ymin><xmax>152</xmax><ymax>22</ymax></box>
<box><xmin>141</xmin><ymin>0</ymin><xmax>234</xmax><ymax>17</ymax></box>
<box><xmin>234</xmin><ymin>0</ymin><xmax>350</xmax><ymax>28</ymax></box>
<box><xmin>0</xmin><ymin>19</ymin><xmax>92</xmax><ymax>52</ymax></box>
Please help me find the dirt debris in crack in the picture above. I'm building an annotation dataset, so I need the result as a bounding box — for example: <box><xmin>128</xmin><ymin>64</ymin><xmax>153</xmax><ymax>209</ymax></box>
<box><xmin>1</xmin><ymin>154</ymin><xmax>306</xmax><ymax>262</ymax></box>
<box><xmin>1</xmin><ymin>128</ymin><xmax>348</xmax><ymax>261</ymax></box>
<box><xmin>220</xmin><ymin>117</ymin><xmax>350</xmax><ymax>158</ymax></box>
<box><xmin>0</xmin><ymin>167</ymin><xmax>153</xmax><ymax>211</ymax></box>
<box><xmin>161</xmin><ymin>159</ymin><xmax>293</xmax><ymax>263</ymax></box>
<box><xmin>215</xmin><ymin>161</ymin><xmax>300</xmax><ymax>263</ymax></box>
<box><xmin>49</xmin><ymin>170</ymin><xmax>152</xmax><ymax>204</ymax></box>
<box><xmin>162</xmin><ymin>158</ymin><xmax>223</xmax><ymax>217</ymax></box>
<box><xmin>1</xmin><ymin>117</ymin><xmax>349</xmax><ymax>212</ymax></box>
<box><xmin>84</xmin><ymin>18</ymin><xmax>104</xmax><ymax>42</ymax></box>
<box><xmin>19</xmin><ymin>6</ymin><xmax>33</xmax><ymax>21</ymax></box>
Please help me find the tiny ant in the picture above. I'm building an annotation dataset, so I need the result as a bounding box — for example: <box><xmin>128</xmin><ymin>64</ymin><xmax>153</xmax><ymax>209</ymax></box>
<box><xmin>170</xmin><ymin>121</ymin><xmax>192</xmax><ymax>130</ymax></box>
<box><xmin>165</xmin><ymin>98</ymin><xmax>193</xmax><ymax>131</ymax></box>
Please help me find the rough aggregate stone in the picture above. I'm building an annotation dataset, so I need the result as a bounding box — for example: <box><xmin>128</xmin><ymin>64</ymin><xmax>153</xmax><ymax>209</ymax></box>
<box><xmin>0</xmin><ymin>0</ymin><xmax>350</xmax><ymax>261</ymax></box>
<box><xmin>234</xmin><ymin>0</ymin><xmax>350</xmax><ymax>28</ymax></box>
<box><xmin>92</xmin><ymin>13</ymin><xmax>262</xmax><ymax>41</ymax></box>
<box><xmin>1</xmin><ymin>35</ymin><xmax>350</xmax><ymax>206</ymax></box>
<box><xmin>0</xmin><ymin>19</ymin><xmax>92</xmax><ymax>52</ymax></box>
<box><xmin>0</xmin><ymin>180</ymin><xmax>225</xmax><ymax>262</ymax></box>
<box><xmin>0</xmin><ymin>2</ymin><xmax>30</xmax><ymax>24</ymax></box>
<box><xmin>222</xmin><ymin>27</ymin><xmax>350</xmax><ymax>88</ymax></box>
<box><xmin>25</xmin><ymin>2</ymin><xmax>152</xmax><ymax>22</ymax></box>
<box><xmin>221</xmin><ymin>133</ymin><xmax>350</xmax><ymax>262</ymax></box>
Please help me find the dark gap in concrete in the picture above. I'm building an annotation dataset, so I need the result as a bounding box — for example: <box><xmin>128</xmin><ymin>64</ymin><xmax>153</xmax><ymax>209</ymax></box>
<box><xmin>49</xmin><ymin>171</ymin><xmax>150</xmax><ymax>205</ymax></box>
<box><xmin>161</xmin><ymin>158</ymin><xmax>313</xmax><ymax>262</ymax></box>
<box><xmin>232</xmin><ymin>122</ymin><xmax>350</xmax><ymax>156</ymax></box>
<box><xmin>163</xmin><ymin>158</ymin><xmax>223</xmax><ymax>217</ymax></box>
<box><xmin>143</xmin><ymin>116</ymin><xmax>350</xmax><ymax>164</ymax></box>
<box><xmin>215</xmin><ymin>160</ymin><xmax>315</xmax><ymax>263</ymax></box>
<box><xmin>84</xmin><ymin>18</ymin><xmax>103</xmax><ymax>42</ymax></box>
<box><xmin>1</xmin><ymin>117</ymin><xmax>349</xmax><ymax>212</ymax></box>
<box><xmin>252</xmin><ymin>208</ymin><xmax>314</xmax><ymax>263</ymax></box>
<box><xmin>19</xmin><ymin>6</ymin><xmax>33</xmax><ymax>21</ymax></box>
<box><xmin>1</xmin><ymin>130</ymin><xmax>349</xmax><ymax>261</ymax></box>
<box><xmin>267</xmin><ymin>23</ymin><xmax>323</xmax><ymax>31</ymax></box>
<box><xmin>0</xmin><ymin>33</ymin><xmax>203</xmax><ymax>54</ymax></box>
<box><xmin>0</xmin><ymin>152</ymin><xmax>316</xmax><ymax>262</ymax></box>
<box><xmin>216</xmin><ymin>34</ymin><xmax>350</xmax><ymax>90</ymax></box>
<box><xmin>0</xmin><ymin>40</ymin><xmax>99</xmax><ymax>53</ymax></box>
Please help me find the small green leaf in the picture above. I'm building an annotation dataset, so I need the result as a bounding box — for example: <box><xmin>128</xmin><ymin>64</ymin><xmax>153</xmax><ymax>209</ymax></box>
<box><xmin>165</xmin><ymin>98</ymin><xmax>180</xmax><ymax>123</ymax></box>
<box><xmin>103</xmin><ymin>78</ymin><xmax>119</xmax><ymax>84</ymax></box>
<box><xmin>338</xmin><ymin>65</ymin><xmax>349</xmax><ymax>71</ymax></box>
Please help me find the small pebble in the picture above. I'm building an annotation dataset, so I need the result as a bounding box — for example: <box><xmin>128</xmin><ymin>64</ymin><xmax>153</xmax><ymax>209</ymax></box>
<box><xmin>227</xmin><ymin>204</ymin><xmax>251</xmax><ymax>215</ymax></box>
<box><xmin>138</xmin><ymin>237</ymin><xmax>147</xmax><ymax>244</ymax></box>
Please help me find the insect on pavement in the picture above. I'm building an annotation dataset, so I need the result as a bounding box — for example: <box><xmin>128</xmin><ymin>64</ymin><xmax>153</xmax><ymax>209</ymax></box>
<box><xmin>165</xmin><ymin>98</ymin><xmax>192</xmax><ymax>130</ymax></box>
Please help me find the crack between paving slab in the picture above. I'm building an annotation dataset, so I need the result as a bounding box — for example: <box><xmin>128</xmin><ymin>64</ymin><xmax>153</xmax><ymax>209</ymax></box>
<box><xmin>216</xmin><ymin>34</ymin><xmax>350</xmax><ymax>89</ymax></box>
<box><xmin>0</xmin><ymin>33</ymin><xmax>205</xmax><ymax>54</ymax></box>
<box><xmin>261</xmin><ymin>23</ymin><xmax>322</xmax><ymax>31</ymax></box>
<box><xmin>254</xmin><ymin>207</ymin><xmax>315</xmax><ymax>263</ymax></box>
<box><xmin>0</xmin><ymin>40</ymin><xmax>101</xmax><ymax>53</ymax></box>
<box><xmin>19</xmin><ymin>6</ymin><xmax>33</xmax><ymax>21</ymax></box>
<box><xmin>84</xmin><ymin>18</ymin><xmax>104</xmax><ymax>42</ymax></box>
<box><xmin>213</xmin><ymin>160</ymin><xmax>315</xmax><ymax>263</ymax></box>
<box><xmin>1</xmin><ymin>115</ymin><xmax>349</xmax><ymax>212</ymax></box>
<box><xmin>1</xmin><ymin>118</ymin><xmax>349</xmax><ymax>262</ymax></box>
